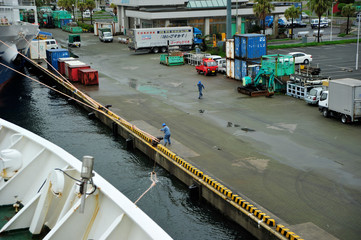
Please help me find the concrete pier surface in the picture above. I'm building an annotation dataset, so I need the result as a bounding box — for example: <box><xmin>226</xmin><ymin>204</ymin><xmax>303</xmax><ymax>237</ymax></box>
<box><xmin>45</xmin><ymin>29</ymin><xmax>361</xmax><ymax>240</ymax></box>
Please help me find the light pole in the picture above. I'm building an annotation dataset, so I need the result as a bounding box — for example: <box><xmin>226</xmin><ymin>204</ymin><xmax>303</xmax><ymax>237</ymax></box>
<box><xmin>356</xmin><ymin>12</ymin><xmax>360</xmax><ymax>70</ymax></box>
<box><xmin>330</xmin><ymin>1</ymin><xmax>334</xmax><ymax>41</ymax></box>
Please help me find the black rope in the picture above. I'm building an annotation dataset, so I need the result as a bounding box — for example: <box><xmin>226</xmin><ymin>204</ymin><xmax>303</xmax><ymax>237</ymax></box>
<box><xmin>37</xmin><ymin>179</ymin><xmax>46</xmax><ymax>193</ymax></box>
<box><xmin>54</xmin><ymin>168</ymin><xmax>82</xmax><ymax>182</ymax></box>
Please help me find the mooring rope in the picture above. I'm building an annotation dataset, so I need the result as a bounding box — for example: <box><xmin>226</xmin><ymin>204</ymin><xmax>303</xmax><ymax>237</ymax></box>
<box><xmin>134</xmin><ymin>171</ymin><xmax>157</xmax><ymax>205</ymax></box>
<box><xmin>20</xmin><ymin>35</ymin><xmax>72</xmax><ymax>84</ymax></box>
<box><xmin>1</xmin><ymin>39</ymin><xmax>161</xmax><ymax>202</ymax></box>
<box><xmin>0</xmin><ymin>39</ymin><xmax>157</xmax><ymax>142</ymax></box>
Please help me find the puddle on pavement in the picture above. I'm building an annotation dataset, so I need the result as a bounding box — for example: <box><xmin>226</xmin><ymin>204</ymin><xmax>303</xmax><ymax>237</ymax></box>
<box><xmin>128</xmin><ymin>78</ymin><xmax>167</xmax><ymax>97</ymax></box>
<box><xmin>138</xmin><ymin>85</ymin><xmax>167</xmax><ymax>97</ymax></box>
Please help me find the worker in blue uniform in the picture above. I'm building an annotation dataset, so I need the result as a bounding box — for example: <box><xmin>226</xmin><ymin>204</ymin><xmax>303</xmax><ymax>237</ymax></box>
<box><xmin>197</xmin><ymin>81</ymin><xmax>205</xmax><ymax>99</ymax></box>
<box><xmin>160</xmin><ymin>123</ymin><xmax>171</xmax><ymax>146</ymax></box>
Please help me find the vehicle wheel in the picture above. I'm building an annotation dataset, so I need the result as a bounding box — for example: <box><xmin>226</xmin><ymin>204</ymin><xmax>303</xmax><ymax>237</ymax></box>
<box><xmin>303</xmin><ymin>59</ymin><xmax>309</xmax><ymax>65</ymax></box>
<box><xmin>153</xmin><ymin>48</ymin><xmax>159</xmax><ymax>53</ymax></box>
<box><xmin>161</xmin><ymin>47</ymin><xmax>167</xmax><ymax>53</ymax></box>
<box><xmin>322</xmin><ymin>108</ymin><xmax>329</xmax><ymax>118</ymax></box>
<box><xmin>341</xmin><ymin>115</ymin><xmax>348</xmax><ymax>124</ymax></box>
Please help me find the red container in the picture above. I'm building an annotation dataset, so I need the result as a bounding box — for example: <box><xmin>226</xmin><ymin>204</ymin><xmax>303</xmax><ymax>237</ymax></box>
<box><xmin>78</xmin><ymin>68</ymin><xmax>99</xmax><ymax>86</ymax></box>
<box><xmin>68</xmin><ymin>65</ymin><xmax>90</xmax><ymax>82</ymax></box>
<box><xmin>58</xmin><ymin>57</ymin><xmax>76</xmax><ymax>75</ymax></box>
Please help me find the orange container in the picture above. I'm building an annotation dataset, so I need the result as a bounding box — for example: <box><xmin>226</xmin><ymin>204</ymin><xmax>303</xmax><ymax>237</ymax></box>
<box><xmin>78</xmin><ymin>68</ymin><xmax>99</xmax><ymax>85</ymax></box>
<box><xmin>68</xmin><ymin>65</ymin><xmax>90</xmax><ymax>82</ymax></box>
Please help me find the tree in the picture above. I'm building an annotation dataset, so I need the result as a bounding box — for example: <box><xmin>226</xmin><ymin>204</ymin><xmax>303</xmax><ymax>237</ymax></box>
<box><xmin>58</xmin><ymin>0</ymin><xmax>72</xmax><ymax>11</ymax></box>
<box><xmin>253</xmin><ymin>0</ymin><xmax>275</xmax><ymax>34</ymax></box>
<box><xmin>341</xmin><ymin>4</ymin><xmax>356</xmax><ymax>34</ymax></box>
<box><xmin>110</xmin><ymin>3</ymin><xmax>117</xmax><ymax>16</ymax></box>
<box><xmin>78</xmin><ymin>2</ymin><xmax>86</xmax><ymax>23</ymax></box>
<box><xmin>309</xmin><ymin>0</ymin><xmax>333</xmax><ymax>42</ymax></box>
<box><xmin>86</xmin><ymin>0</ymin><xmax>96</xmax><ymax>25</ymax></box>
<box><xmin>284</xmin><ymin>5</ymin><xmax>301</xmax><ymax>39</ymax></box>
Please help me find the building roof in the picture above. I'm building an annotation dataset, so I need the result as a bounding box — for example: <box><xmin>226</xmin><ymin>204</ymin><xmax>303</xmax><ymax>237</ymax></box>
<box><xmin>187</xmin><ymin>0</ymin><xmax>227</xmax><ymax>8</ymax></box>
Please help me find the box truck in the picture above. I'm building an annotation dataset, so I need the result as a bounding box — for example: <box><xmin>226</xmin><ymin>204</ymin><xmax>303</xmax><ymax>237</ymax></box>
<box><xmin>128</xmin><ymin>26</ymin><xmax>203</xmax><ymax>53</ymax></box>
<box><xmin>318</xmin><ymin>78</ymin><xmax>361</xmax><ymax>123</ymax></box>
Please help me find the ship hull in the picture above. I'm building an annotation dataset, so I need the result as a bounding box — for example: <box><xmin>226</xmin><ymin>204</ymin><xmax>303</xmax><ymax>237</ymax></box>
<box><xmin>0</xmin><ymin>23</ymin><xmax>39</xmax><ymax>91</ymax></box>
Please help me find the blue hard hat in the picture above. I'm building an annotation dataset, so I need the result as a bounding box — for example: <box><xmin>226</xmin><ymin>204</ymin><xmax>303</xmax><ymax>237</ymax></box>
<box><xmin>162</xmin><ymin>123</ymin><xmax>166</xmax><ymax>126</ymax></box>
<box><xmin>198</xmin><ymin>81</ymin><xmax>201</xmax><ymax>84</ymax></box>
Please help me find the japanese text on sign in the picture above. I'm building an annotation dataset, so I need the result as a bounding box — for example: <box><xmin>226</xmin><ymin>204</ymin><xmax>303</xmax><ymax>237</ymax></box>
<box><xmin>170</xmin><ymin>40</ymin><xmax>191</xmax><ymax>45</ymax></box>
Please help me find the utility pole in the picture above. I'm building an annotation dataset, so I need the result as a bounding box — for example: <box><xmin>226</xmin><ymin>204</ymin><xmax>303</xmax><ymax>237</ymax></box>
<box><xmin>330</xmin><ymin>1</ymin><xmax>334</xmax><ymax>41</ymax></box>
<box><xmin>356</xmin><ymin>13</ymin><xmax>360</xmax><ymax>70</ymax></box>
<box><xmin>226</xmin><ymin>0</ymin><xmax>232</xmax><ymax>39</ymax></box>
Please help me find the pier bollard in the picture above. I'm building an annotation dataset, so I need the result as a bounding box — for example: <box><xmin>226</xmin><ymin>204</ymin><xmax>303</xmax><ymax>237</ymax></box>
<box><xmin>189</xmin><ymin>182</ymin><xmax>201</xmax><ymax>201</ymax></box>
<box><xmin>112</xmin><ymin>122</ymin><xmax>118</xmax><ymax>136</ymax></box>
<box><xmin>88</xmin><ymin>112</ymin><xmax>96</xmax><ymax>119</ymax></box>
<box><xmin>126</xmin><ymin>137</ymin><xmax>134</xmax><ymax>150</ymax></box>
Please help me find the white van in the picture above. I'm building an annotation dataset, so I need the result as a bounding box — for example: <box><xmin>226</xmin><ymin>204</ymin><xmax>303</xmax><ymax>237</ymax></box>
<box><xmin>83</xmin><ymin>10</ymin><xmax>91</xmax><ymax>18</ymax></box>
<box><xmin>311</xmin><ymin>19</ymin><xmax>328</xmax><ymax>29</ymax></box>
<box><xmin>45</xmin><ymin>39</ymin><xmax>59</xmax><ymax>50</ymax></box>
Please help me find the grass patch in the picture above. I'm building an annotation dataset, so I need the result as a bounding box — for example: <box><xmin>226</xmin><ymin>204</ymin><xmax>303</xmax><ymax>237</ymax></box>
<box><xmin>268</xmin><ymin>38</ymin><xmax>293</xmax><ymax>42</ymax></box>
<box><xmin>267</xmin><ymin>39</ymin><xmax>357</xmax><ymax>49</ymax></box>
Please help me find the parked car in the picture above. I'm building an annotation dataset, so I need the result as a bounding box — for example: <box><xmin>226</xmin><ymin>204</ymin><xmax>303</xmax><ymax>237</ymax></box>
<box><xmin>278</xmin><ymin>18</ymin><xmax>290</xmax><ymax>27</ymax></box>
<box><xmin>215</xmin><ymin>58</ymin><xmax>226</xmax><ymax>73</ymax></box>
<box><xmin>305</xmin><ymin>87</ymin><xmax>323</xmax><ymax>105</ymax></box>
<box><xmin>302</xmin><ymin>12</ymin><xmax>309</xmax><ymax>19</ymax></box>
<box><xmin>207</xmin><ymin>55</ymin><xmax>222</xmax><ymax>61</ymax></box>
<box><xmin>292</xmin><ymin>20</ymin><xmax>307</xmax><ymax>28</ymax></box>
<box><xmin>321</xmin><ymin>17</ymin><xmax>331</xmax><ymax>24</ymax></box>
<box><xmin>287</xmin><ymin>52</ymin><xmax>312</xmax><ymax>64</ymax></box>
<box><xmin>311</xmin><ymin>19</ymin><xmax>328</xmax><ymax>29</ymax></box>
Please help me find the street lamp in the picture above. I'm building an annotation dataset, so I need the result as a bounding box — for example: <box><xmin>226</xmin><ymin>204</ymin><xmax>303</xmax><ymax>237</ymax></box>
<box><xmin>356</xmin><ymin>12</ymin><xmax>360</xmax><ymax>70</ymax></box>
<box><xmin>330</xmin><ymin>1</ymin><xmax>334</xmax><ymax>41</ymax></box>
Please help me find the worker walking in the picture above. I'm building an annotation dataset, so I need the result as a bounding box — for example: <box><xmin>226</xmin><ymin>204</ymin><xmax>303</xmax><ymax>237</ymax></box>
<box><xmin>160</xmin><ymin>123</ymin><xmax>171</xmax><ymax>146</ymax></box>
<box><xmin>197</xmin><ymin>81</ymin><xmax>205</xmax><ymax>99</ymax></box>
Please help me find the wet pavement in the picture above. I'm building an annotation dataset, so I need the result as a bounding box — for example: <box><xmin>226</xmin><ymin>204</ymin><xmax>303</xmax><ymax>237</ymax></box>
<box><xmin>46</xmin><ymin>29</ymin><xmax>361</xmax><ymax>240</ymax></box>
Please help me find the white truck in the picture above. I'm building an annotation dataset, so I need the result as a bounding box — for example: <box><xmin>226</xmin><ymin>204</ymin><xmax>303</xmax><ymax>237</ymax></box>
<box><xmin>128</xmin><ymin>26</ymin><xmax>203</xmax><ymax>53</ymax></box>
<box><xmin>99</xmin><ymin>28</ymin><xmax>113</xmax><ymax>42</ymax></box>
<box><xmin>318</xmin><ymin>78</ymin><xmax>361</xmax><ymax>124</ymax></box>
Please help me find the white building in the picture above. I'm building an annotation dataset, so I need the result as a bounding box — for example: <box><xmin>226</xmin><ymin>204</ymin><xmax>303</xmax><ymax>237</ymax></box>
<box><xmin>111</xmin><ymin>0</ymin><xmax>290</xmax><ymax>36</ymax></box>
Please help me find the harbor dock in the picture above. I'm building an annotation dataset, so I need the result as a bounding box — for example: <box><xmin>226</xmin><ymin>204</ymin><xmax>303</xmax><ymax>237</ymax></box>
<box><xmin>26</xmin><ymin>29</ymin><xmax>361</xmax><ymax>240</ymax></box>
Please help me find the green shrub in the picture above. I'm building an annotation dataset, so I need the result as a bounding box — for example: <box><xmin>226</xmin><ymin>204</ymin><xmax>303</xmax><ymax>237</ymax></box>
<box><xmin>77</xmin><ymin>22</ymin><xmax>94</xmax><ymax>32</ymax></box>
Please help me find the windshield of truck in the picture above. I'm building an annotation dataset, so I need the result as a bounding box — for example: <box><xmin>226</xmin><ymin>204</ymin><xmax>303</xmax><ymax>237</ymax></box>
<box><xmin>207</xmin><ymin>61</ymin><xmax>217</xmax><ymax>67</ymax></box>
<box><xmin>309</xmin><ymin>88</ymin><xmax>318</xmax><ymax>96</ymax></box>
<box><xmin>104</xmin><ymin>32</ymin><xmax>112</xmax><ymax>37</ymax></box>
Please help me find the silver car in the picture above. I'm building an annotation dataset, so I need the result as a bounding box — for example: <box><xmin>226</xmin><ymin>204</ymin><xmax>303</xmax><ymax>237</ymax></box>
<box><xmin>305</xmin><ymin>87</ymin><xmax>323</xmax><ymax>105</ymax></box>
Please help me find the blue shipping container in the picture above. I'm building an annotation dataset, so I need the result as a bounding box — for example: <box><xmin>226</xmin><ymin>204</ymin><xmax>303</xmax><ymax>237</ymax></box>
<box><xmin>60</xmin><ymin>19</ymin><xmax>72</xmax><ymax>27</ymax></box>
<box><xmin>46</xmin><ymin>49</ymin><xmax>70</xmax><ymax>70</ymax></box>
<box><xmin>234</xmin><ymin>59</ymin><xmax>247</xmax><ymax>80</ymax></box>
<box><xmin>234</xmin><ymin>34</ymin><xmax>267</xmax><ymax>60</ymax></box>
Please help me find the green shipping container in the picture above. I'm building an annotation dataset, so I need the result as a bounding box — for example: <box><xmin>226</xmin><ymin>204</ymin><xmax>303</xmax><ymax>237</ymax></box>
<box><xmin>160</xmin><ymin>54</ymin><xmax>184</xmax><ymax>66</ymax></box>
<box><xmin>70</xmin><ymin>27</ymin><xmax>83</xmax><ymax>33</ymax></box>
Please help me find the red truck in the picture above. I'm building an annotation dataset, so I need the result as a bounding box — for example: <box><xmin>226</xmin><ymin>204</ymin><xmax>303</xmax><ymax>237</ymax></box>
<box><xmin>196</xmin><ymin>58</ymin><xmax>218</xmax><ymax>76</ymax></box>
